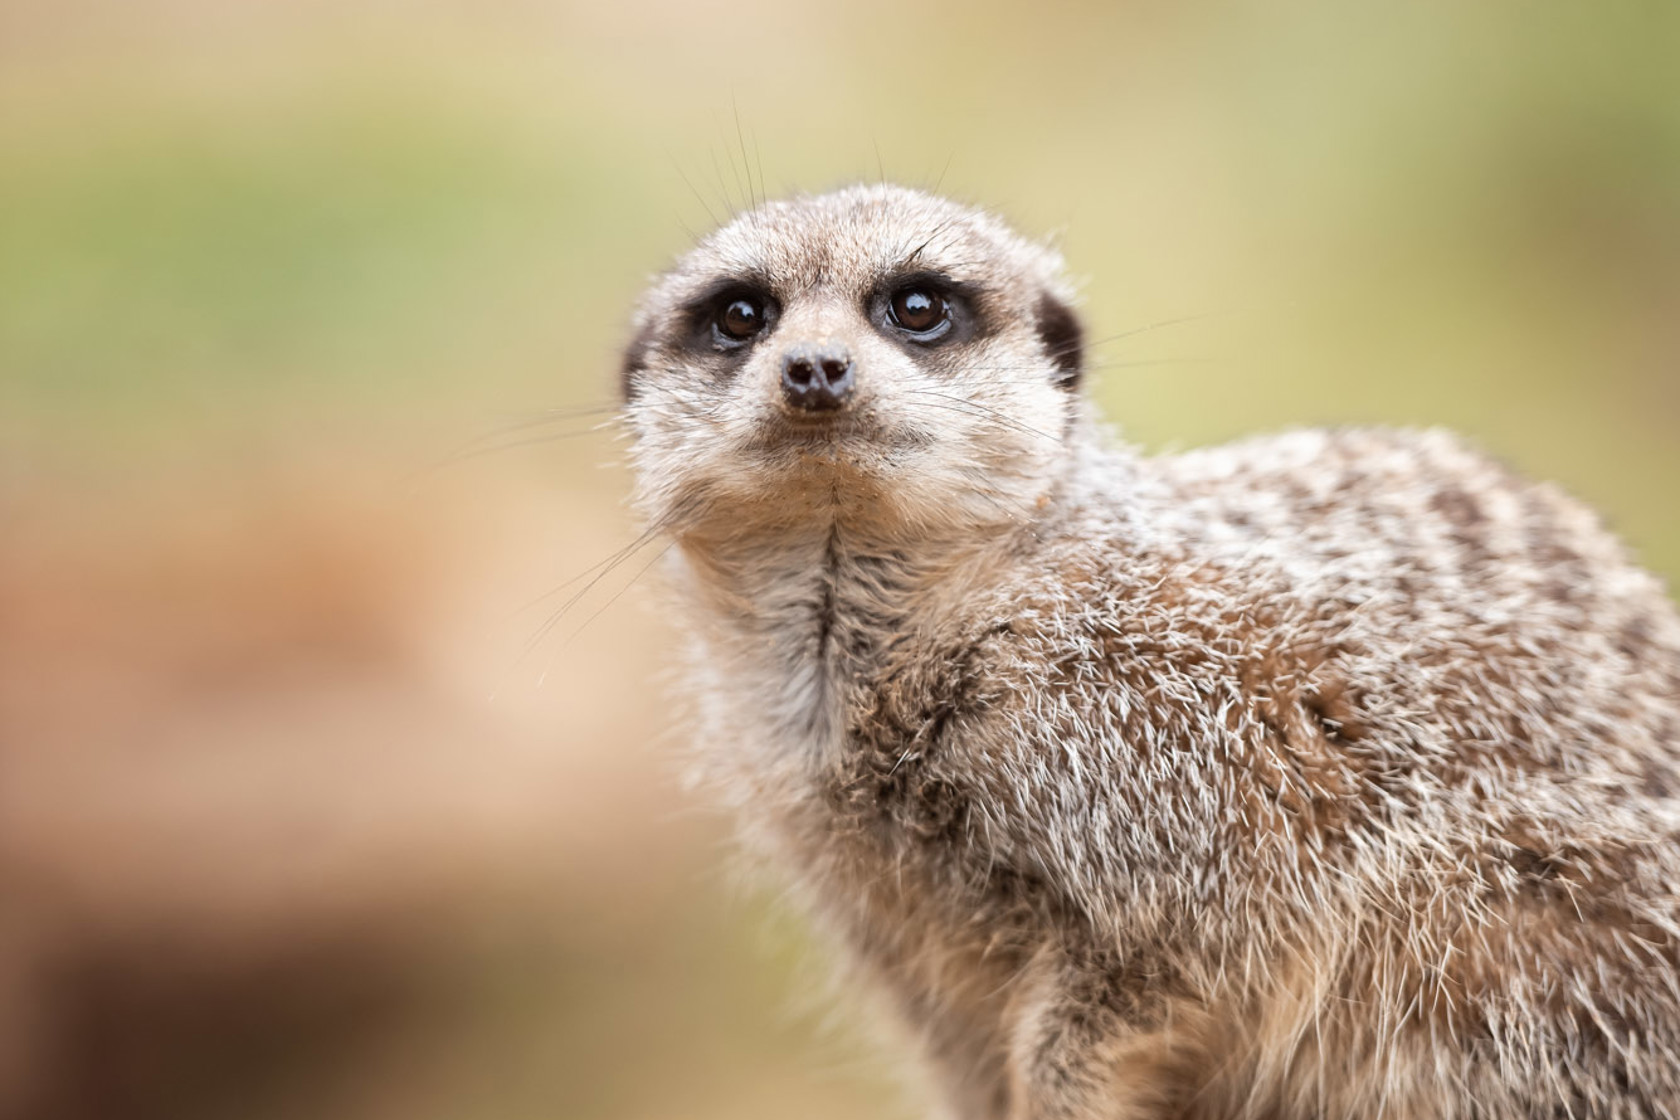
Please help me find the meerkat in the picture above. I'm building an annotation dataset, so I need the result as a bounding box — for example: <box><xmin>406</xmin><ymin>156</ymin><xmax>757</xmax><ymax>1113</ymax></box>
<box><xmin>617</xmin><ymin>183</ymin><xmax>1680</xmax><ymax>1119</ymax></box>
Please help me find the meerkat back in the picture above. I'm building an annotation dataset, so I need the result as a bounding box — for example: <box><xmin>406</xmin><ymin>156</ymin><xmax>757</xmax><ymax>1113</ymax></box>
<box><xmin>619</xmin><ymin>184</ymin><xmax>1680</xmax><ymax>1120</ymax></box>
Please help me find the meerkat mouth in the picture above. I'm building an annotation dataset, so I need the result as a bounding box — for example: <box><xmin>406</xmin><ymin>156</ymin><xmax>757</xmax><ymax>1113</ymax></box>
<box><xmin>747</xmin><ymin>411</ymin><xmax>933</xmax><ymax>465</ymax></box>
<box><xmin>751</xmin><ymin>410</ymin><xmax>868</xmax><ymax>450</ymax></box>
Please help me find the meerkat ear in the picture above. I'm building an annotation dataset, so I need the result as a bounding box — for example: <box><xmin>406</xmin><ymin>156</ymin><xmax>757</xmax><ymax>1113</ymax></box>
<box><xmin>619</xmin><ymin>320</ymin><xmax>656</xmax><ymax>402</ymax></box>
<box><xmin>1035</xmin><ymin>291</ymin><xmax>1084</xmax><ymax>389</ymax></box>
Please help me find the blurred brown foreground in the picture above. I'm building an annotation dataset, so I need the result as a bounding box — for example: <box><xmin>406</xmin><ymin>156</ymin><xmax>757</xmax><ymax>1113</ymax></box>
<box><xmin>0</xmin><ymin>454</ymin><xmax>907</xmax><ymax>1120</ymax></box>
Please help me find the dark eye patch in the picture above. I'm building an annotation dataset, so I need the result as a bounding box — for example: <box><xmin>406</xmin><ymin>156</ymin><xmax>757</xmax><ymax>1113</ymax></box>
<box><xmin>716</xmin><ymin>296</ymin><xmax>768</xmax><ymax>343</ymax></box>
<box><xmin>889</xmin><ymin>286</ymin><xmax>950</xmax><ymax>336</ymax></box>
<box><xmin>872</xmin><ymin>271</ymin><xmax>982</xmax><ymax>348</ymax></box>
<box><xmin>680</xmin><ymin>276</ymin><xmax>779</xmax><ymax>350</ymax></box>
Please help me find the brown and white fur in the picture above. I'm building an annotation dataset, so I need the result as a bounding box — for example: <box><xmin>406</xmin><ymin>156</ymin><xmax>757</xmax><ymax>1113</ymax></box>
<box><xmin>619</xmin><ymin>184</ymin><xmax>1680</xmax><ymax>1119</ymax></box>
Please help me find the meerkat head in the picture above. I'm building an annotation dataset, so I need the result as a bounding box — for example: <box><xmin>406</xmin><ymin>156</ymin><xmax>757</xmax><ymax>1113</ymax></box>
<box><xmin>621</xmin><ymin>184</ymin><xmax>1084</xmax><ymax>550</ymax></box>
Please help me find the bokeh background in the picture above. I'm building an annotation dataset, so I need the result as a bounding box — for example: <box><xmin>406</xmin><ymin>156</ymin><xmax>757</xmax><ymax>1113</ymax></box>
<box><xmin>1</xmin><ymin>2</ymin><xmax>1676</xmax><ymax>1117</ymax></box>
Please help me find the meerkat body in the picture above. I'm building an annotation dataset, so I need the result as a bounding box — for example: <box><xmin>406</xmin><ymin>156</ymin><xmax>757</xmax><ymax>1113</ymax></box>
<box><xmin>620</xmin><ymin>185</ymin><xmax>1680</xmax><ymax>1119</ymax></box>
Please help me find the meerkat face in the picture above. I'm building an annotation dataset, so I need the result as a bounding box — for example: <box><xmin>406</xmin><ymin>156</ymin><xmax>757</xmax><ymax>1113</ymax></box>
<box><xmin>622</xmin><ymin>184</ymin><xmax>1084</xmax><ymax>546</ymax></box>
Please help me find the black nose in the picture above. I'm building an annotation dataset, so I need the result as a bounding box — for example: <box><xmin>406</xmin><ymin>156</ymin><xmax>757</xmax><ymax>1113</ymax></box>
<box><xmin>781</xmin><ymin>345</ymin><xmax>855</xmax><ymax>412</ymax></box>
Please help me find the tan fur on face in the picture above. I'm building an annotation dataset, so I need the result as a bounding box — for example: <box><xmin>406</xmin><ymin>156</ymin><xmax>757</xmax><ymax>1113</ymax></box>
<box><xmin>625</xmin><ymin>186</ymin><xmax>1078</xmax><ymax>550</ymax></box>
<box><xmin>622</xmin><ymin>186</ymin><xmax>1680</xmax><ymax>1119</ymax></box>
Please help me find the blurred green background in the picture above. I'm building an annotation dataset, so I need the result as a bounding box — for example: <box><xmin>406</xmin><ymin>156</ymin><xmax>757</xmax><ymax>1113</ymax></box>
<box><xmin>1</xmin><ymin>2</ymin><xmax>1676</xmax><ymax>1118</ymax></box>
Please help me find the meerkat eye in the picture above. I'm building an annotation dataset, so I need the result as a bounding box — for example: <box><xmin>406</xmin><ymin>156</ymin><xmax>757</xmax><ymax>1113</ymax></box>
<box><xmin>715</xmin><ymin>297</ymin><xmax>767</xmax><ymax>344</ymax></box>
<box><xmin>888</xmin><ymin>286</ymin><xmax>952</xmax><ymax>340</ymax></box>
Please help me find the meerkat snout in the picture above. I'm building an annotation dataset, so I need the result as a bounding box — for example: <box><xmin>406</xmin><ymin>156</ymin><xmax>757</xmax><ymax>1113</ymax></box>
<box><xmin>780</xmin><ymin>343</ymin><xmax>855</xmax><ymax>412</ymax></box>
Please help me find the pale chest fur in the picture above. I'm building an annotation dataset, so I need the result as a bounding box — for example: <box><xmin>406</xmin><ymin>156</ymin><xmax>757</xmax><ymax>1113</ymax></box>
<box><xmin>678</xmin><ymin>509</ymin><xmax>1328</xmax><ymax>1104</ymax></box>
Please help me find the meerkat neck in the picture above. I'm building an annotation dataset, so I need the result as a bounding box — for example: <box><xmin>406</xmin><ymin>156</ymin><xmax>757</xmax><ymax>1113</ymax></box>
<box><xmin>672</xmin><ymin>430</ymin><xmax>1143</xmax><ymax>748</ymax></box>
<box><xmin>671</xmin><ymin>520</ymin><xmax>1008</xmax><ymax>748</ymax></box>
